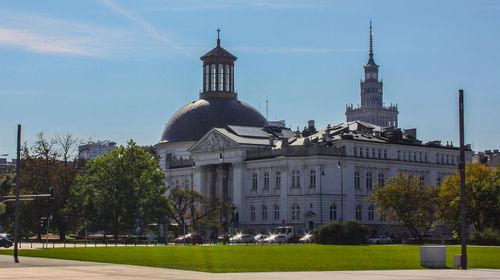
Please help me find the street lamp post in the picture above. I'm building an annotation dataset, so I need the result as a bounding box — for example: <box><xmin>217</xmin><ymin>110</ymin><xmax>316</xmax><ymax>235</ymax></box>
<box><xmin>14</xmin><ymin>124</ymin><xmax>21</xmax><ymax>263</ymax></box>
<box><xmin>337</xmin><ymin>146</ymin><xmax>345</xmax><ymax>222</ymax></box>
<box><xmin>320</xmin><ymin>169</ymin><xmax>324</xmax><ymax>225</ymax></box>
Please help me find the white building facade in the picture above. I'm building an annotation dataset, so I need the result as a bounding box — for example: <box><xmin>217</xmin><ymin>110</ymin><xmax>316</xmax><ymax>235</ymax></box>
<box><xmin>155</xmin><ymin>32</ymin><xmax>472</xmax><ymax>238</ymax></box>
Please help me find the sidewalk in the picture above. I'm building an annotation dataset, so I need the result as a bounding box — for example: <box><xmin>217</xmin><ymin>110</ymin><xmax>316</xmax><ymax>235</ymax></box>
<box><xmin>1</xmin><ymin>255</ymin><xmax>499</xmax><ymax>280</ymax></box>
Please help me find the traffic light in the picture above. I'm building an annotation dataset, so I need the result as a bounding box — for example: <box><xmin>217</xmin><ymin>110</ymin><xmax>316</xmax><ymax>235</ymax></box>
<box><xmin>49</xmin><ymin>187</ymin><xmax>54</xmax><ymax>199</ymax></box>
<box><xmin>40</xmin><ymin>217</ymin><xmax>47</xmax><ymax>228</ymax></box>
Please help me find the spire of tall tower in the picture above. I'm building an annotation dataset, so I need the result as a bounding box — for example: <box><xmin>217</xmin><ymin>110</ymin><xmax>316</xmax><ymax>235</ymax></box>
<box><xmin>367</xmin><ymin>20</ymin><xmax>376</xmax><ymax>65</ymax></box>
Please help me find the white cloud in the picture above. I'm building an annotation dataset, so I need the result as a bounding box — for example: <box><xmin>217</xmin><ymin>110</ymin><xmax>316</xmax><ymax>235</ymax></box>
<box><xmin>0</xmin><ymin>10</ymin><xmax>130</xmax><ymax>57</ymax></box>
<box><xmin>0</xmin><ymin>27</ymin><xmax>96</xmax><ymax>56</ymax></box>
<box><xmin>131</xmin><ymin>0</ymin><xmax>328</xmax><ymax>12</ymax></box>
<box><xmin>99</xmin><ymin>0</ymin><xmax>190</xmax><ymax>55</ymax></box>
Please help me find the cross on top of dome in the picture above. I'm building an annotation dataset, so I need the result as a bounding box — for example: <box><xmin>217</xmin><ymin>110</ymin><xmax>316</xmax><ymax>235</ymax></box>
<box><xmin>200</xmin><ymin>29</ymin><xmax>237</xmax><ymax>62</ymax></box>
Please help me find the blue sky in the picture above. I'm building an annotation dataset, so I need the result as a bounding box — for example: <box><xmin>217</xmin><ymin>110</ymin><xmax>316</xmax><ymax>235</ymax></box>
<box><xmin>0</xmin><ymin>0</ymin><xmax>499</xmax><ymax>157</ymax></box>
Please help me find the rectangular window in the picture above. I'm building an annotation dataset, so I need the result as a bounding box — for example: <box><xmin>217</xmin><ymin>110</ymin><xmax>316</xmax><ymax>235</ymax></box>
<box><xmin>211</xmin><ymin>64</ymin><xmax>216</xmax><ymax>91</ymax></box>
<box><xmin>225</xmin><ymin>65</ymin><xmax>230</xmax><ymax>91</ymax></box>
<box><xmin>218</xmin><ymin>64</ymin><xmax>224</xmax><ymax>91</ymax></box>
<box><xmin>204</xmin><ymin>65</ymin><xmax>209</xmax><ymax>91</ymax></box>
<box><xmin>230</xmin><ymin>66</ymin><xmax>234</xmax><ymax>92</ymax></box>
<box><xmin>275</xmin><ymin>171</ymin><xmax>281</xmax><ymax>189</ymax></box>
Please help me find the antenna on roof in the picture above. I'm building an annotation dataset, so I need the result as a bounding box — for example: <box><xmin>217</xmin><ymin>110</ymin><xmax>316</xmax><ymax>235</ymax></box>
<box><xmin>266</xmin><ymin>99</ymin><xmax>269</xmax><ymax>121</ymax></box>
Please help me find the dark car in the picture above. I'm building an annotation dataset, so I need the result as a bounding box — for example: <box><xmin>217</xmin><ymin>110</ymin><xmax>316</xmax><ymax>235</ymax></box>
<box><xmin>0</xmin><ymin>236</ymin><xmax>13</xmax><ymax>248</ymax></box>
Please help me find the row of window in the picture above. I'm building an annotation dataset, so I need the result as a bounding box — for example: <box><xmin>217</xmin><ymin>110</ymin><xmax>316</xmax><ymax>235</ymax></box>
<box><xmin>354</xmin><ymin>171</ymin><xmax>385</xmax><ymax>190</ymax></box>
<box><xmin>251</xmin><ymin>169</ymin><xmax>321</xmax><ymax>191</ymax></box>
<box><xmin>355</xmin><ymin>204</ymin><xmax>381</xmax><ymax>221</ymax></box>
<box><xmin>172</xmin><ymin>177</ymin><xmax>191</xmax><ymax>189</ymax></box>
<box><xmin>249</xmin><ymin>203</ymin><xmax>379</xmax><ymax>222</ymax></box>
<box><xmin>354</xmin><ymin>147</ymin><xmax>388</xmax><ymax>159</ymax></box>
<box><xmin>203</xmin><ymin>64</ymin><xmax>234</xmax><ymax>92</ymax></box>
<box><xmin>354</xmin><ymin>146</ymin><xmax>457</xmax><ymax>166</ymax></box>
<box><xmin>250</xmin><ymin>204</ymin><xmax>280</xmax><ymax>221</ymax></box>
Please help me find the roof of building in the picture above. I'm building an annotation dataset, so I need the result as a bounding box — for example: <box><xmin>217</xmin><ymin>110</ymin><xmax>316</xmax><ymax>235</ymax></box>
<box><xmin>161</xmin><ymin>98</ymin><xmax>268</xmax><ymax>143</ymax></box>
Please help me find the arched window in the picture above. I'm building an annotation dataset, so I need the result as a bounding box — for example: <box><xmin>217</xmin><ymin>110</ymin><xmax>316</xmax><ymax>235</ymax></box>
<box><xmin>378</xmin><ymin>149</ymin><xmax>381</xmax><ymax>158</ymax></box>
<box><xmin>356</xmin><ymin>204</ymin><xmax>362</xmax><ymax>221</ymax></box>
<box><xmin>292</xmin><ymin>203</ymin><xmax>301</xmax><ymax>220</ymax></box>
<box><xmin>354</xmin><ymin>147</ymin><xmax>357</xmax><ymax>157</ymax></box>
<box><xmin>354</xmin><ymin>171</ymin><xmax>360</xmax><ymax>190</ymax></box>
<box><xmin>372</xmin><ymin>149</ymin><xmax>376</xmax><ymax>158</ymax></box>
<box><xmin>262</xmin><ymin>204</ymin><xmax>268</xmax><ymax>221</ymax></box>
<box><xmin>309</xmin><ymin>170</ymin><xmax>316</xmax><ymax>188</ymax></box>
<box><xmin>378</xmin><ymin>173</ymin><xmax>385</xmax><ymax>187</ymax></box>
<box><xmin>384</xmin><ymin>149</ymin><xmax>387</xmax><ymax>159</ymax></box>
<box><xmin>360</xmin><ymin>148</ymin><xmax>363</xmax><ymax>157</ymax></box>
<box><xmin>274</xmin><ymin>204</ymin><xmax>280</xmax><ymax>220</ymax></box>
<box><xmin>250</xmin><ymin>205</ymin><xmax>255</xmax><ymax>222</ymax></box>
<box><xmin>366</xmin><ymin>172</ymin><xmax>372</xmax><ymax>190</ymax></box>
<box><xmin>263</xmin><ymin>172</ymin><xmax>270</xmax><ymax>190</ymax></box>
<box><xmin>368</xmin><ymin>205</ymin><xmax>374</xmax><ymax>221</ymax></box>
<box><xmin>275</xmin><ymin>171</ymin><xmax>281</xmax><ymax>189</ymax></box>
<box><xmin>330</xmin><ymin>204</ymin><xmax>337</xmax><ymax>220</ymax></box>
<box><xmin>292</xmin><ymin>170</ymin><xmax>301</xmax><ymax>188</ymax></box>
<box><xmin>252</xmin><ymin>173</ymin><xmax>258</xmax><ymax>191</ymax></box>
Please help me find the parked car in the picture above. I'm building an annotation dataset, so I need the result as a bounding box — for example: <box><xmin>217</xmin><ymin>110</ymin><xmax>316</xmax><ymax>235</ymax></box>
<box><xmin>368</xmin><ymin>235</ymin><xmax>393</xmax><ymax>244</ymax></box>
<box><xmin>254</xmin><ymin>233</ymin><xmax>269</xmax><ymax>243</ymax></box>
<box><xmin>174</xmin><ymin>233</ymin><xmax>204</xmax><ymax>245</ymax></box>
<box><xmin>229</xmin><ymin>233</ymin><xmax>255</xmax><ymax>244</ymax></box>
<box><xmin>0</xmin><ymin>236</ymin><xmax>13</xmax><ymax>248</ymax></box>
<box><xmin>299</xmin><ymin>232</ymin><xmax>314</xmax><ymax>243</ymax></box>
<box><xmin>0</xmin><ymin>233</ymin><xmax>13</xmax><ymax>241</ymax></box>
<box><xmin>264</xmin><ymin>234</ymin><xmax>288</xmax><ymax>244</ymax></box>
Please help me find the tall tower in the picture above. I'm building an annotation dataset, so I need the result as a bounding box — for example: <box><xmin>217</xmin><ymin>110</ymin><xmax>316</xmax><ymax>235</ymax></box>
<box><xmin>346</xmin><ymin>22</ymin><xmax>398</xmax><ymax>127</ymax></box>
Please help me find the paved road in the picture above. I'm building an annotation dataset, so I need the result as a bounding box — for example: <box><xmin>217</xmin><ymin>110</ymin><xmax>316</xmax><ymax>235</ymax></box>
<box><xmin>1</xmin><ymin>255</ymin><xmax>499</xmax><ymax>280</ymax></box>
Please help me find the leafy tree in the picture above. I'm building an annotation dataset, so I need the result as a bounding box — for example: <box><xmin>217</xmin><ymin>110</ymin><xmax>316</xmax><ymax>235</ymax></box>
<box><xmin>165</xmin><ymin>187</ymin><xmax>228</xmax><ymax>236</ymax></box>
<box><xmin>438</xmin><ymin>164</ymin><xmax>500</xmax><ymax>233</ymax></box>
<box><xmin>17</xmin><ymin>133</ymin><xmax>81</xmax><ymax>240</ymax></box>
<box><xmin>0</xmin><ymin>173</ymin><xmax>16</xmax><ymax>232</ymax></box>
<box><xmin>370</xmin><ymin>172</ymin><xmax>439</xmax><ymax>242</ymax></box>
<box><xmin>66</xmin><ymin>140</ymin><xmax>166</xmax><ymax>238</ymax></box>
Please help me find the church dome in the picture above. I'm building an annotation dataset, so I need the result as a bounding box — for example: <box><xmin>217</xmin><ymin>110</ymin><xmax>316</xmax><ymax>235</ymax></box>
<box><xmin>160</xmin><ymin>31</ymin><xmax>267</xmax><ymax>143</ymax></box>
<box><xmin>161</xmin><ymin>98</ymin><xmax>267</xmax><ymax>142</ymax></box>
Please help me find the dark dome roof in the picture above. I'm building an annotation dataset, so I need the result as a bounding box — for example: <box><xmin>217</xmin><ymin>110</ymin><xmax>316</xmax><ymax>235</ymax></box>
<box><xmin>161</xmin><ymin>98</ymin><xmax>267</xmax><ymax>142</ymax></box>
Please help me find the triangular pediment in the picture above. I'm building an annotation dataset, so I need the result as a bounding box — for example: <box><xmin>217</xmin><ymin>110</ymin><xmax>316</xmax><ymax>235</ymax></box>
<box><xmin>188</xmin><ymin>128</ymin><xmax>238</xmax><ymax>152</ymax></box>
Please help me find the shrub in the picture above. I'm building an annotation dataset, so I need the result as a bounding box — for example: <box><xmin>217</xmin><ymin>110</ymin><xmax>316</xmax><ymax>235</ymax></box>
<box><xmin>470</xmin><ymin>228</ymin><xmax>500</xmax><ymax>246</ymax></box>
<box><xmin>315</xmin><ymin>221</ymin><xmax>367</xmax><ymax>245</ymax></box>
<box><xmin>343</xmin><ymin>221</ymin><xmax>368</xmax><ymax>245</ymax></box>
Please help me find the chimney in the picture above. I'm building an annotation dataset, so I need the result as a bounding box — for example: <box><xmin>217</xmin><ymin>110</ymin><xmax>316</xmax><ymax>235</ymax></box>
<box><xmin>308</xmin><ymin>120</ymin><xmax>316</xmax><ymax>132</ymax></box>
<box><xmin>404</xmin><ymin>128</ymin><xmax>417</xmax><ymax>139</ymax></box>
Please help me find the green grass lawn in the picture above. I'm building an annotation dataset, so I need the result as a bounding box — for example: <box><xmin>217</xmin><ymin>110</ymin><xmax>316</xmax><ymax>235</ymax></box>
<box><xmin>1</xmin><ymin>245</ymin><xmax>499</xmax><ymax>272</ymax></box>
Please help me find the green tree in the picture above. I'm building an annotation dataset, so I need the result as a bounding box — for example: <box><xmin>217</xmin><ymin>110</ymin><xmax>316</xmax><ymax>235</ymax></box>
<box><xmin>0</xmin><ymin>173</ymin><xmax>16</xmax><ymax>232</ymax></box>
<box><xmin>66</xmin><ymin>140</ymin><xmax>166</xmax><ymax>238</ymax></box>
<box><xmin>438</xmin><ymin>164</ymin><xmax>500</xmax><ymax>233</ymax></box>
<box><xmin>370</xmin><ymin>172</ymin><xmax>439</xmax><ymax>242</ymax></box>
<box><xmin>165</xmin><ymin>187</ymin><xmax>227</xmax><ymax>236</ymax></box>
